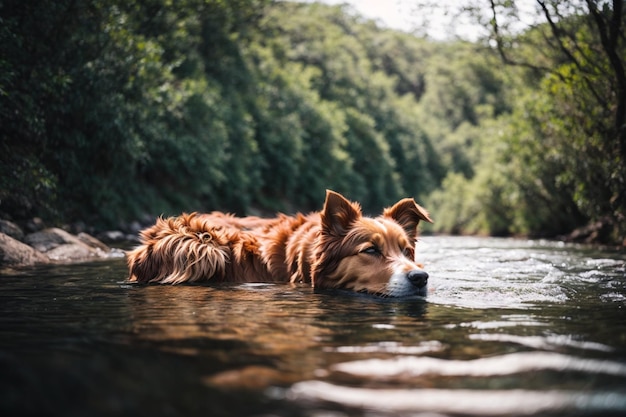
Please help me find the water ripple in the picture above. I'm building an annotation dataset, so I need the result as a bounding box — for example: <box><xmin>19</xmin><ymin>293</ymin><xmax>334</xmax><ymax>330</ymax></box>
<box><xmin>331</xmin><ymin>351</ymin><xmax>626</xmax><ymax>378</ymax></box>
<box><xmin>469</xmin><ymin>333</ymin><xmax>615</xmax><ymax>352</ymax></box>
<box><xmin>420</xmin><ymin>236</ymin><xmax>625</xmax><ymax>308</ymax></box>
<box><xmin>286</xmin><ymin>381</ymin><xmax>626</xmax><ymax>416</ymax></box>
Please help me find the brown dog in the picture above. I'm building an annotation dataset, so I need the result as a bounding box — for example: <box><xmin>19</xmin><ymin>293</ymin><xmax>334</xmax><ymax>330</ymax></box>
<box><xmin>127</xmin><ymin>190</ymin><xmax>433</xmax><ymax>297</ymax></box>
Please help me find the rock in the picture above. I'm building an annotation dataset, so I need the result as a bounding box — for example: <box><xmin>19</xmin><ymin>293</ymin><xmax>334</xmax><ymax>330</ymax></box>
<box><xmin>96</xmin><ymin>230</ymin><xmax>127</xmax><ymax>243</ymax></box>
<box><xmin>126</xmin><ymin>233</ymin><xmax>141</xmax><ymax>243</ymax></box>
<box><xmin>69</xmin><ymin>221</ymin><xmax>88</xmax><ymax>234</ymax></box>
<box><xmin>128</xmin><ymin>221</ymin><xmax>143</xmax><ymax>234</ymax></box>
<box><xmin>46</xmin><ymin>243</ymin><xmax>97</xmax><ymax>261</ymax></box>
<box><xmin>24</xmin><ymin>228</ymin><xmax>67</xmax><ymax>252</ymax></box>
<box><xmin>24</xmin><ymin>228</ymin><xmax>110</xmax><ymax>262</ymax></box>
<box><xmin>562</xmin><ymin>216</ymin><xmax>614</xmax><ymax>244</ymax></box>
<box><xmin>0</xmin><ymin>233</ymin><xmax>50</xmax><ymax>266</ymax></box>
<box><xmin>0</xmin><ymin>220</ymin><xmax>24</xmax><ymax>241</ymax></box>
<box><xmin>77</xmin><ymin>232</ymin><xmax>110</xmax><ymax>252</ymax></box>
<box><xmin>0</xmin><ymin>222</ymin><xmax>118</xmax><ymax>267</ymax></box>
<box><xmin>25</xmin><ymin>217</ymin><xmax>45</xmax><ymax>233</ymax></box>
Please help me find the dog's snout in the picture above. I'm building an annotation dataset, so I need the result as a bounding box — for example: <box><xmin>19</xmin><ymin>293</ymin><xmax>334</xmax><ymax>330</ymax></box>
<box><xmin>407</xmin><ymin>270</ymin><xmax>428</xmax><ymax>288</ymax></box>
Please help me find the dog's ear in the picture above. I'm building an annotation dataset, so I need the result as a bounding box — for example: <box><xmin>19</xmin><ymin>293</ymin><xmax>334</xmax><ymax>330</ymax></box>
<box><xmin>384</xmin><ymin>198</ymin><xmax>433</xmax><ymax>242</ymax></box>
<box><xmin>321</xmin><ymin>190</ymin><xmax>361</xmax><ymax>236</ymax></box>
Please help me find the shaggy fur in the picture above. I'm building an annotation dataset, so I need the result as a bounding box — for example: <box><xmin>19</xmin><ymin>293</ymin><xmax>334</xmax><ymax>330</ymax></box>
<box><xmin>127</xmin><ymin>190</ymin><xmax>433</xmax><ymax>297</ymax></box>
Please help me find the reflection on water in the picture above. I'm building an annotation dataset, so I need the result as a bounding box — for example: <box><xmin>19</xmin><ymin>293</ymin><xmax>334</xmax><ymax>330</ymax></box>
<box><xmin>0</xmin><ymin>236</ymin><xmax>625</xmax><ymax>416</ymax></box>
<box><xmin>287</xmin><ymin>381</ymin><xmax>626</xmax><ymax>416</ymax></box>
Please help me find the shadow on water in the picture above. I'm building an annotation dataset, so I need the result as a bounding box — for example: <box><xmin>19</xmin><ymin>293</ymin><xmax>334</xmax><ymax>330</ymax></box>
<box><xmin>0</xmin><ymin>236</ymin><xmax>625</xmax><ymax>416</ymax></box>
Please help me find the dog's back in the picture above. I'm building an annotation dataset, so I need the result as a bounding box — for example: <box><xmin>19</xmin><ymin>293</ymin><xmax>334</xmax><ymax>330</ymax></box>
<box><xmin>127</xmin><ymin>190</ymin><xmax>433</xmax><ymax>297</ymax></box>
<box><xmin>127</xmin><ymin>211</ymin><xmax>321</xmax><ymax>284</ymax></box>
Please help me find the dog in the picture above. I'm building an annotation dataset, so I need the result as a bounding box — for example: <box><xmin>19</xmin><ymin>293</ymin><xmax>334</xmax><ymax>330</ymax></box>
<box><xmin>127</xmin><ymin>190</ymin><xmax>433</xmax><ymax>297</ymax></box>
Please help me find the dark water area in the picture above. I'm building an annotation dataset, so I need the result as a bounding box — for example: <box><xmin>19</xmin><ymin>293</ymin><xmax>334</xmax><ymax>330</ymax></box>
<box><xmin>1</xmin><ymin>236</ymin><xmax>625</xmax><ymax>417</ymax></box>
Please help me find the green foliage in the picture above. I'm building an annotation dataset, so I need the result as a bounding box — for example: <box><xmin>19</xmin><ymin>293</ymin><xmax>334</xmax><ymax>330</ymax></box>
<box><xmin>0</xmin><ymin>0</ymin><xmax>443</xmax><ymax>225</ymax></box>
<box><xmin>423</xmin><ymin>3</ymin><xmax>626</xmax><ymax>243</ymax></box>
<box><xmin>1</xmin><ymin>0</ymin><xmax>623</xmax><ymax>244</ymax></box>
<box><xmin>251</xmin><ymin>2</ymin><xmax>443</xmax><ymax>212</ymax></box>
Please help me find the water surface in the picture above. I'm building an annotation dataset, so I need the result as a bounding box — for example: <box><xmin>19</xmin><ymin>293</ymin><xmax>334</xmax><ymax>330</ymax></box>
<box><xmin>1</xmin><ymin>236</ymin><xmax>625</xmax><ymax>416</ymax></box>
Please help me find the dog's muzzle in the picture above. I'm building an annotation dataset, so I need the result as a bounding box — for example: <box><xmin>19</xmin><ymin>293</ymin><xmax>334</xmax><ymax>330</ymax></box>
<box><xmin>407</xmin><ymin>270</ymin><xmax>428</xmax><ymax>289</ymax></box>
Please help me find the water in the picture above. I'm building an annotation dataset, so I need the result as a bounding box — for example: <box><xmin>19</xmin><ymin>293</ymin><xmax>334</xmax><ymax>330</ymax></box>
<box><xmin>1</xmin><ymin>236</ymin><xmax>625</xmax><ymax>416</ymax></box>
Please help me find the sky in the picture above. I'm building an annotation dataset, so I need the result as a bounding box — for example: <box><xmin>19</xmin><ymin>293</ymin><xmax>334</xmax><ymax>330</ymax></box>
<box><xmin>301</xmin><ymin>0</ymin><xmax>539</xmax><ymax>41</ymax></box>
<box><xmin>305</xmin><ymin>0</ymin><xmax>485</xmax><ymax>40</ymax></box>
<box><xmin>321</xmin><ymin>0</ymin><xmax>419</xmax><ymax>32</ymax></box>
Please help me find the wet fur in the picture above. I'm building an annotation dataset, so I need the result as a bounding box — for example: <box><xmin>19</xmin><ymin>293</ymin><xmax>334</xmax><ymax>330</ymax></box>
<box><xmin>127</xmin><ymin>190</ymin><xmax>433</xmax><ymax>297</ymax></box>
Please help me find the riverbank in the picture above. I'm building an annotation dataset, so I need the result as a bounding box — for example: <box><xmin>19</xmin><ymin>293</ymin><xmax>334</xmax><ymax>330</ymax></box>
<box><xmin>0</xmin><ymin>218</ymin><xmax>136</xmax><ymax>268</ymax></box>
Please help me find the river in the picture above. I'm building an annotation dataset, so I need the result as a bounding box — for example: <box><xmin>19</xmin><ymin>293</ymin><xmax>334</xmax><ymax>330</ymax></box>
<box><xmin>1</xmin><ymin>236</ymin><xmax>625</xmax><ymax>416</ymax></box>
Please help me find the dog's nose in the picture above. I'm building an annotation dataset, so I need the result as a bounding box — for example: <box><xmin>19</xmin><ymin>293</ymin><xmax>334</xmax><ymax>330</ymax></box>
<box><xmin>407</xmin><ymin>270</ymin><xmax>428</xmax><ymax>288</ymax></box>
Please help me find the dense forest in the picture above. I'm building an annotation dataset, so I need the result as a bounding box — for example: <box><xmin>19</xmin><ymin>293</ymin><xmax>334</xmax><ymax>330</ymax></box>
<box><xmin>1</xmin><ymin>0</ymin><xmax>624</xmax><ymax>244</ymax></box>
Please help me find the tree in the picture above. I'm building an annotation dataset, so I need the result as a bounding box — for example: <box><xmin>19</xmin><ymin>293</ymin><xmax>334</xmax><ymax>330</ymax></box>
<box><xmin>488</xmin><ymin>0</ymin><xmax>625</xmax><ymax>242</ymax></box>
<box><xmin>418</xmin><ymin>0</ymin><xmax>625</xmax><ymax>242</ymax></box>
<box><xmin>6</xmin><ymin>0</ymin><xmax>557</xmax><ymax>235</ymax></box>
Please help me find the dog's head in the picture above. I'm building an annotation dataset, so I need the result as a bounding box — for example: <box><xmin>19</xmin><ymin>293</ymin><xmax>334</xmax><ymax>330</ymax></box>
<box><xmin>312</xmin><ymin>190</ymin><xmax>433</xmax><ymax>297</ymax></box>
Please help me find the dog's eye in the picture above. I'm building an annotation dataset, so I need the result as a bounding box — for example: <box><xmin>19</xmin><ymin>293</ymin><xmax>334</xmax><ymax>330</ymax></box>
<box><xmin>361</xmin><ymin>246</ymin><xmax>381</xmax><ymax>256</ymax></box>
<box><xmin>403</xmin><ymin>247</ymin><xmax>414</xmax><ymax>258</ymax></box>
